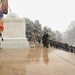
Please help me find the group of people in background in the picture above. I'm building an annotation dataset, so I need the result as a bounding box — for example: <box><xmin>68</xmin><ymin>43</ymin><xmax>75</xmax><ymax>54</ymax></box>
<box><xmin>27</xmin><ymin>31</ymin><xmax>49</xmax><ymax>48</ymax></box>
<box><xmin>27</xmin><ymin>31</ymin><xmax>75</xmax><ymax>53</ymax></box>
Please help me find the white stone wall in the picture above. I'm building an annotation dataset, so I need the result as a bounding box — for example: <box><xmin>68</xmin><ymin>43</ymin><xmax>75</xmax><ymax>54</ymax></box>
<box><xmin>1</xmin><ymin>18</ymin><xmax>29</xmax><ymax>49</ymax></box>
<box><xmin>3</xmin><ymin>18</ymin><xmax>26</xmax><ymax>38</ymax></box>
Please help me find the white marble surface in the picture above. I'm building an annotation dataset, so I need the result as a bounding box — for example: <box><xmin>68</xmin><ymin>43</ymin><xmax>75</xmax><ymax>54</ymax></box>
<box><xmin>1</xmin><ymin>18</ymin><xmax>29</xmax><ymax>49</ymax></box>
<box><xmin>3</xmin><ymin>18</ymin><xmax>26</xmax><ymax>38</ymax></box>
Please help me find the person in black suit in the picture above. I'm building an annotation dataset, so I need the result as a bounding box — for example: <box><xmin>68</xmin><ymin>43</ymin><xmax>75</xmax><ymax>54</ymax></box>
<box><xmin>42</xmin><ymin>31</ymin><xmax>49</xmax><ymax>48</ymax></box>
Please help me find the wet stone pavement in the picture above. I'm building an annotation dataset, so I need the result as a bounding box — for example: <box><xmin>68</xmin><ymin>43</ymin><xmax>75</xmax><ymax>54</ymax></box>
<box><xmin>0</xmin><ymin>43</ymin><xmax>75</xmax><ymax>75</ymax></box>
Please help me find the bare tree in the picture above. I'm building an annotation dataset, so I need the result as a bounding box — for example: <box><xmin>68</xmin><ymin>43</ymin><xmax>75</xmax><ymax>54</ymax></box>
<box><xmin>62</xmin><ymin>21</ymin><xmax>75</xmax><ymax>45</ymax></box>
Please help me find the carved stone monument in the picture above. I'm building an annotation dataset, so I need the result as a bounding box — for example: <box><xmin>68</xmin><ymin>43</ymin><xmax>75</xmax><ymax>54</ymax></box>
<box><xmin>1</xmin><ymin>18</ymin><xmax>29</xmax><ymax>48</ymax></box>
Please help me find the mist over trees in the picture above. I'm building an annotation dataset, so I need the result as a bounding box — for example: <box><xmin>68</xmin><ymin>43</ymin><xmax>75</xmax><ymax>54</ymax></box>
<box><xmin>25</xmin><ymin>18</ymin><xmax>42</xmax><ymax>38</ymax></box>
<box><xmin>25</xmin><ymin>18</ymin><xmax>62</xmax><ymax>42</ymax></box>
<box><xmin>55</xmin><ymin>31</ymin><xmax>62</xmax><ymax>42</ymax></box>
<box><xmin>62</xmin><ymin>21</ymin><xmax>75</xmax><ymax>45</ymax></box>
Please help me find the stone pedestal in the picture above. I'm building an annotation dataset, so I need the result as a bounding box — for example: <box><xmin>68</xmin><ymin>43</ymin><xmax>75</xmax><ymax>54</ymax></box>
<box><xmin>1</xmin><ymin>18</ymin><xmax>29</xmax><ymax>49</ymax></box>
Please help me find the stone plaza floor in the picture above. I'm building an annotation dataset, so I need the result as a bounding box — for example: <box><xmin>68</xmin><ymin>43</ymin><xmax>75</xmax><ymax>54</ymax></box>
<box><xmin>0</xmin><ymin>43</ymin><xmax>75</xmax><ymax>75</ymax></box>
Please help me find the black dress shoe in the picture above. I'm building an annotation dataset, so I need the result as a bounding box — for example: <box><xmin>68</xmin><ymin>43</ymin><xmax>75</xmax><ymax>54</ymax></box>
<box><xmin>46</xmin><ymin>46</ymin><xmax>49</xmax><ymax>48</ymax></box>
<box><xmin>2</xmin><ymin>38</ymin><xmax>4</xmax><ymax>41</ymax></box>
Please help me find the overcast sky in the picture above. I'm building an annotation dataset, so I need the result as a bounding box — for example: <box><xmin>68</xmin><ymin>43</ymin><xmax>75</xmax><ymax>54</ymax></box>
<box><xmin>7</xmin><ymin>0</ymin><xmax>75</xmax><ymax>33</ymax></box>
